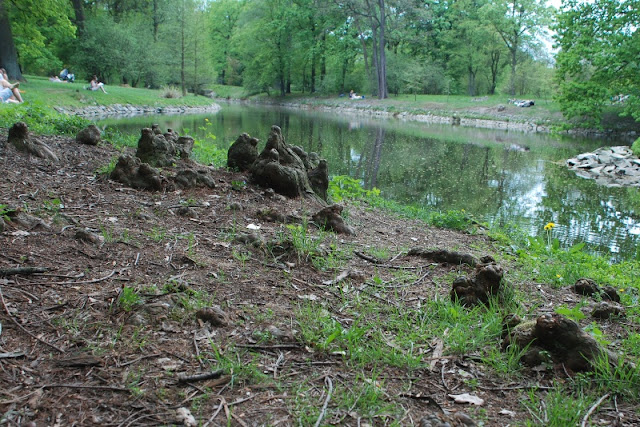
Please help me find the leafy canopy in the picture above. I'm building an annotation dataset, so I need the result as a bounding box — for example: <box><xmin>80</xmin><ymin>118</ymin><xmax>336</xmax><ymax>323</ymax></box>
<box><xmin>553</xmin><ymin>0</ymin><xmax>640</xmax><ymax>127</ymax></box>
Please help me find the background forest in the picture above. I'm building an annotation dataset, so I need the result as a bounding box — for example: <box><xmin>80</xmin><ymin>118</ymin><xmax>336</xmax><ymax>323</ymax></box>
<box><xmin>0</xmin><ymin>0</ymin><xmax>638</xmax><ymax>127</ymax></box>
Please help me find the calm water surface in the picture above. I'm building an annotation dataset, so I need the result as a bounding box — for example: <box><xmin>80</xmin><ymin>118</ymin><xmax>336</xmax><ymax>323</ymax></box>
<box><xmin>97</xmin><ymin>104</ymin><xmax>640</xmax><ymax>260</ymax></box>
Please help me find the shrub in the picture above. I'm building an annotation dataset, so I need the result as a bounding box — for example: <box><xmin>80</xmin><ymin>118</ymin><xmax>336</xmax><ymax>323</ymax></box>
<box><xmin>161</xmin><ymin>85</ymin><xmax>182</xmax><ymax>99</ymax></box>
<box><xmin>632</xmin><ymin>138</ymin><xmax>640</xmax><ymax>157</ymax></box>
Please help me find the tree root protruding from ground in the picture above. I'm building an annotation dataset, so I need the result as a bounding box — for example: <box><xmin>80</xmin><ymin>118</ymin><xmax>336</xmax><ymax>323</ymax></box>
<box><xmin>450</xmin><ymin>259</ymin><xmax>503</xmax><ymax>306</ymax></box>
<box><xmin>311</xmin><ymin>204</ymin><xmax>355</xmax><ymax>235</ymax></box>
<box><xmin>407</xmin><ymin>248</ymin><xmax>479</xmax><ymax>266</ymax></box>
<box><xmin>502</xmin><ymin>312</ymin><xmax>619</xmax><ymax>372</ymax></box>
<box><xmin>8</xmin><ymin>122</ymin><xmax>58</xmax><ymax>162</ymax></box>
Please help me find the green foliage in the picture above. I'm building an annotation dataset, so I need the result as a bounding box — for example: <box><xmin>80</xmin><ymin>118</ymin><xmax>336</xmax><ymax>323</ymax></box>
<box><xmin>161</xmin><ymin>86</ymin><xmax>182</xmax><ymax>99</ymax></box>
<box><xmin>118</xmin><ymin>286</ymin><xmax>142</xmax><ymax>311</ymax></box>
<box><xmin>0</xmin><ymin>103</ymin><xmax>89</xmax><ymax>136</ymax></box>
<box><xmin>329</xmin><ymin>175</ymin><xmax>380</xmax><ymax>202</ymax></box>
<box><xmin>575</xmin><ymin>353</ymin><xmax>640</xmax><ymax>400</ymax></box>
<box><xmin>555</xmin><ymin>305</ymin><xmax>586</xmax><ymax>322</ymax></box>
<box><xmin>632</xmin><ymin>138</ymin><xmax>640</xmax><ymax>157</ymax></box>
<box><xmin>192</xmin><ymin>139</ymin><xmax>226</xmax><ymax>167</ymax></box>
<box><xmin>7</xmin><ymin>0</ymin><xmax>76</xmax><ymax>75</ymax></box>
<box><xmin>554</xmin><ymin>0</ymin><xmax>640</xmax><ymax>127</ymax></box>
<box><xmin>521</xmin><ymin>387</ymin><xmax>592</xmax><ymax>426</ymax></box>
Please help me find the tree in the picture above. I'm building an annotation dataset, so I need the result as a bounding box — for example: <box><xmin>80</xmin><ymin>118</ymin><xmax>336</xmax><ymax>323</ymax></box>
<box><xmin>236</xmin><ymin>0</ymin><xmax>297</xmax><ymax>96</ymax></box>
<box><xmin>1</xmin><ymin>0</ymin><xmax>75</xmax><ymax>78</ymax></box>
<box><xmin>554</xmin><ymin>0</ymin><xmax>640</xmax><ymax>126</ymax></box>
<box><xmin>210</xmin><ymin>0</ymin><xmax>245</xmax><ymax>85</ymax></box>
<box><xmin>337</xmin><ymin>0</ymin><xmax>389</xmax><ymax>99</ymax></box>
<box><xmin>481</xmin><ymin>0</ymin><xmax>552</xmax><ymax>96</ymax></box>
<box><xmin>0</xmin><ymin>0</ymin><xmax>21</xmax><ymax>80</ymax></box>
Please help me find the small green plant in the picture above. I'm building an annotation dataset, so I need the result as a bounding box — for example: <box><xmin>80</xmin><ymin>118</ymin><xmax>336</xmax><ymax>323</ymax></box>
<box><xmin>118</xmin><ymin>286</ymin><xmax>142</xmax><ymax>311</ymax></box>
<box><xmin>632</xmin><ymin>137</ymin><xmax>640</xmax><ymax>157</ymax></box>
<box><xmin>232</xmin><ymin>249</ymin><xmax>251</xmax><ymax>267</ymax></box>
<box><xmin>96</xmin><ymin>156</ymin><xmax>119</xmax><ymax>175</ymax></box>
<box><xmin>231</xmin><ymin>180</ymin><xmax>247</xmax><ymax>191</ymax></box>
<box><xmin>555</xmin><ymin>304</ymin><xmax>586</xmax><ymax>322</ymax></box>
<box><xmin>521</xmin><ymin>387</ymin><xmax>591</xmax><ymax>426</ymax></box>
<box><xmin>0</xmin><ymin>204</ymin><xmax>10</xmax><ymax>221</ymax></box>
<box><xmin>575</xmin><ymin>352</ymin><xmax>640</xmax><ymax>400</ymax></box>
<box><xmin>544</xmin><ymin>221</ymin><xmax>556</xmax><ymax>248</ymax></box>
<box><xmin>147</xmin><ymin>226</ymin><xmax>167</xmax><ymax>242</ymax></box>
<box><xmin>329</xmin><ymin>175</ymin><xmax>380</xmax><ymax>202</ymax></box>
<box><xmin>192</xmin><ymin>133</ymin><xmax>226</xmax><ymax>167</ymax></box>
<box><xmin>584</xmin><ymin>321</ymin><xmax>610</xmax><ymax>346</ymax></box>
<box><xmin>42</xmin><ymin>198</ymin><xmax>63</xmax><ymax>213</ymax></box>
<box><xmin>160</xmin><ymin>85</ymin><xmax>182</xmax><ymax>98</ymax></box>
<box><xmin>428</xmin><ymin>209</ymin><xmax>472</xmax><ymax>230</ymax></box>
<box><xmin>99</xmin><ymin>224</ymin><xmax>116</xmax><ymax>243</ymax></box>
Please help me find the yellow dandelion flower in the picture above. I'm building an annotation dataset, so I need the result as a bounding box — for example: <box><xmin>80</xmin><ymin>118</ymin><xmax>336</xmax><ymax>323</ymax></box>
<box><xmin>544</xmin><ymin>222</ymin><xmax>556</xmax><ymax>231</ymax></box>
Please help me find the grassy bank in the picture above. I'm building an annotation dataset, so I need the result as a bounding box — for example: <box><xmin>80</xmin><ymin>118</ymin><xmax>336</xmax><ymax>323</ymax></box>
<box><xmin>5</xmin><ymin>75</ymin><xmax>637</xmax><ymax>132</ymax></box>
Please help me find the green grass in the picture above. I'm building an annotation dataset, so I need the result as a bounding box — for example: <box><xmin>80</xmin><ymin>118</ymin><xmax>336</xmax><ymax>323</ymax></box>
<box><xmin>16</xmin><ymin>75</ymin><xmax>222</xmax><ymax>109</ymax></box>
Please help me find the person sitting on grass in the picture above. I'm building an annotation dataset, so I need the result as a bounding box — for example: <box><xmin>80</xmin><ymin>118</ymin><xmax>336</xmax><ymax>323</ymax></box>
<box><xmin>59</xmin><ymin>68</ymin><xmax>75</xmax><ymax>83</ymax></box>
<box><xmin>0</xmin><ymin>68</ymin><xmax>24</xmax><ymax>103</ymax></box>
<box><xmin>0</xmin><ymin>87</ymin><xmax>20</xmax><ymax>104</ymax></box>
<box><xmin>90</xmin><ymin>75</ymin><xmax>108</xmax><ymax>93</ymax></box>
<box><xmin>349</xmin><ymin>89</ymin><xmax>363</xmax><ymax>100</ymax></box>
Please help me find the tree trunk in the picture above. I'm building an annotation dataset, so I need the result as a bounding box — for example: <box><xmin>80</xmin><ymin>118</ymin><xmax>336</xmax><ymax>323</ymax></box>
<box><xmin>509</xmin><ymin>42</ymin><xmax>517</xmax><ymax>97</ymax></box>
<box><xmin>488</xmin><ymin>50</ymin><xmax>501</xmax><ymax>95</ymax></box>
<box><xmin>153</xmin><ymin>0</ymin><xmax>160</xmax><ymax>42</ymax></box>
<box><xmin>0</xmin><ymin>0</ymin><xmax>23</xmax><ymax>81</ymax></box>
<box><xmin>376</xmin><ymin>0</ymin><xmax>387</xmax><ymax>99</ymax></box>
<box><xmin>468</xmin><ymin>66</ymin><xmax>476</xmax><ymax>96</ymax></box>
<box><xmin>320</xmin><ymin>32</ymin><xmax>326</xmax><ymax>86</ymax></box>
<box><xmin>180</xmin><ymin>16</ymin><xmax>186</xmax><ymax>96</ymax></box>
<box><xmin>311</xmin><ymin>50</ymin><xmax>316</xmax><ymax>93</ymax></box>
<box><xmin>355</xmin><ymin>20</ymin><xmax>371</xmax><ymax>87</ymax></box>
<box><xmin>71</xmin><ymin>0</ymin><xmax>85</xmax><ymax>34</ymax></box>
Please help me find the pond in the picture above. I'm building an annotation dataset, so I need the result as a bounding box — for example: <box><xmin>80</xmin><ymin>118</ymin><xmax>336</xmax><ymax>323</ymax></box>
<box><xmin>97</xmin><ymin>103</ymin><xmax>640</xmax><ymax>261</ymax></box>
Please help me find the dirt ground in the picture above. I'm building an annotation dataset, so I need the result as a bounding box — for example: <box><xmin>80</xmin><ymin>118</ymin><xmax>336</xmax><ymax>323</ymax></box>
<box><xmin>0</xmin><ymin>126</ymin><xmax>637</xmax><ymax>426</ymax></box>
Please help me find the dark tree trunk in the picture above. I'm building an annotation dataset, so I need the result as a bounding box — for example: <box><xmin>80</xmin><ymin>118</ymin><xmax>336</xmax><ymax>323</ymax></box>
<box><xmin>320</xmin><ymin>32</ymin><xmax>326</xmax><ymax>85</ymax></box>
<box><xmin>311</xmin><ymin>51</ymin><xmax>316</xmax><ymax>93</ymax></box>
<box><xmin>376</xmin><ymin>0</ymin><xmax>387</xmax><ymax>99</ymax></box>
<box><xmin>488</xmin><ymin>50</ymin><xmax>501</xmax><ymax>95</ymax></box>
<box><xmin>467</xmin><ymin>66</ymin><xmax>476</xmax><ymax>96</ymax></box>
<box><xmin>71</xmin><ymin>0</ymin><xmax>85</xmax><ymax>34</ymax></box>
<box><xmin>153</xmin><ymin>0</ymin><xmax>160</xmax><ymax>42</ymax></box>
<box><xmin>0</xmin><ymin>0</ymin><xmax>23</xmax><ymax>80</ymax></box>
<box><xmin>180</xmin><ymin>1</ymin><xmax>186</xmax><ymax>96</ymax></box>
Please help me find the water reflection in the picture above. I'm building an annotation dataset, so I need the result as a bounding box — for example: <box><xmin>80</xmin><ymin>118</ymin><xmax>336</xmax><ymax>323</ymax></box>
<box><xmin>97</xmin><ymin>104</ymin><xmax>640</xmax><ymax>261</ymax></box>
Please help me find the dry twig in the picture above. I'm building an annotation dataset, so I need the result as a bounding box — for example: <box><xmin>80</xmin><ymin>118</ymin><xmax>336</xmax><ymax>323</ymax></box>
<box><xmin>581</xmin><ymin>393</ymin><xmax>610</xmax><ymax>427</ymax></box>
<box><xmin>0</xmin><ymin>286</ymin><xmax>64</xmax><ymax>353</ymax></box>
<box><xmin>314</xmin><ymin>376</ymin><xmax>333</xmax><ymax>427</ymax></box>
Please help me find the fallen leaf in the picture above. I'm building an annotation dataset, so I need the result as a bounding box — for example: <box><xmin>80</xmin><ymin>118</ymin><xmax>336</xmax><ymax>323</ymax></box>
<box><xmin>448</xmin><ymin>393</ymin><xmax>484</xmax><ymax>406</ymax></box>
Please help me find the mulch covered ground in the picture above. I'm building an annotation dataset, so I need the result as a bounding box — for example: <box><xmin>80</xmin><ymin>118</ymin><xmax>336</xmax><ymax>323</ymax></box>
<box><xmin>0</xmin><ymin>127</ymin><xmax>637</xmax><ymax>426</ymax></box>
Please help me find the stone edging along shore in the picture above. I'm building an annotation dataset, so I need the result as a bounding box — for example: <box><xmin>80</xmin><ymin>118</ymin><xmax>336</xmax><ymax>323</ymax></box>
<box><xmin>224</xmin><ymin>98</ymin><xmax>639</xmax><ymax>141</ymax></box>
<box><xmin>54</xmin><ymin>103</ymin><xmax>222</xmax><ymax>118</ymax></box>
<box><xmin>54</xmin><ymin>97</ymin><xmax>638</xmax><ymax>142</ymax></box>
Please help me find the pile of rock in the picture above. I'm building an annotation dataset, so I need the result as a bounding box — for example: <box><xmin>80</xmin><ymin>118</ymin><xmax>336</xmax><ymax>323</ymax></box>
<box><xmin>566</xmin><ymin>146</ymin><xmax>640</xmax><ymax>187</ymax></box>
